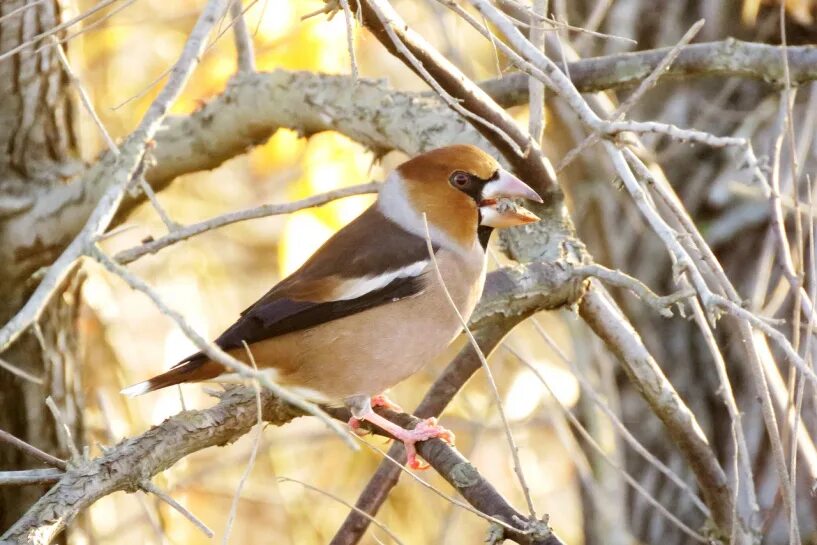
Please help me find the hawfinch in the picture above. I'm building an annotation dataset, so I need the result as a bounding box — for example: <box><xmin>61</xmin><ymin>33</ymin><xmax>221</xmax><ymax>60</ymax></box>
<box><xmin>123</xmin><ymin>145</ymin><xmax>542</xmax><ymax>468</ymax></box>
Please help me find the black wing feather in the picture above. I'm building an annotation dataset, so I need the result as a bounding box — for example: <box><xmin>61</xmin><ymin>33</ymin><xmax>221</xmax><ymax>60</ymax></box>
<box><xmin>175</xmin><ymin>273</ymin><xmax>427</xmax><ymax>367</ymax></box>
<box><xmin>174</xmin><ymin>205</ymin><xmax>434</xmax><ymax>367</ymax></box>
<box><xmin>214</xmin><ymin>273</ymin><xmax>426</xmax><ymax>350</ymax></box>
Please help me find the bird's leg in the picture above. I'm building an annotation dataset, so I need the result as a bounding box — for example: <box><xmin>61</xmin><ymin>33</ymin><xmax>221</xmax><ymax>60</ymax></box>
<box><xmin>345</xmin><ymin>394</ymin><xmax>454</xmax><ymax>469</ymax></box>
<box><xmin>347</xmin><ymin>394</ymin><xmax>402</xmax><ymax>435</ymax></box>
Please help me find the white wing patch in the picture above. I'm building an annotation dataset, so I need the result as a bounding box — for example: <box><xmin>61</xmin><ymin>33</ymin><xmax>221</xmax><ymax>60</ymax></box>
<box><xmin>333</xmin><ymin>260</ymin><xmax>428</xmax><ymax>301</ymax></box>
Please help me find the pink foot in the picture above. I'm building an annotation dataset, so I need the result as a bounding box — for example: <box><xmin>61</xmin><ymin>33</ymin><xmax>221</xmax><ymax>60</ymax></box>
<box><xmin>389</xmin><ymin>417</ymin><xmax>455</xmax><ymax>470</ymax></box>
<box><xmin>347</xmin><ymin>397</ymin><xmax>455</xmax><ymax>470</ymax></box>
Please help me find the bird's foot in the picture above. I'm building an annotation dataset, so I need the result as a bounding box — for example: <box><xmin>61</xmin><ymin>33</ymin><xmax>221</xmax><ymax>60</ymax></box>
<box><xmin>348</xmin><ymin>407</ymin><xmax>455</xmax><ymax>469</ymax></box>
<box><xmin>390</xmin><ymin>417</ymin><xmax>455</xmax><ymax>470</ymax></box>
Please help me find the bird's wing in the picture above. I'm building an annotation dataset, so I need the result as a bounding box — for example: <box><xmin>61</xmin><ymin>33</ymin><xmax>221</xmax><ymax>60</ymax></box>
<box><xmin>177</xmin><ymin>205</ymin><xmax>437</xmax><ymax>364</ymax></box>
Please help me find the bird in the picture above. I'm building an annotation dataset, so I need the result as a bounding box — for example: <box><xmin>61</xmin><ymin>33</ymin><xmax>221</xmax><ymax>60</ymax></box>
<box><xmin>122</xmin><ymin>144</ymin><xmax>542</xmax><ymax>469</ymax></box>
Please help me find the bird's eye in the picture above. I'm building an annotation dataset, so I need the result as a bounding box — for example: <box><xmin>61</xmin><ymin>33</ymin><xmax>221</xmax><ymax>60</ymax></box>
<box><xmin>451</xmin><ymin>171</ymin><xmax>470</xmax><ymax>188</ymax></box>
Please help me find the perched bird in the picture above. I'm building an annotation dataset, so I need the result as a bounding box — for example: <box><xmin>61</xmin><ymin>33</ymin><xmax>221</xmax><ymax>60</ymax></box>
<box><xmin>123</xmin><ymin>145</ymin><xmax>542</xmax><ymax>468</ymax></box>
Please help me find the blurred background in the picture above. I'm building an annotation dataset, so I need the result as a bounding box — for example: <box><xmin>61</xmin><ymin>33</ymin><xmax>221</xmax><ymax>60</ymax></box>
<box><xmin>40</xmin><ymin>0</ymin><xmax>817</xmax><ymax>543</ymax></box>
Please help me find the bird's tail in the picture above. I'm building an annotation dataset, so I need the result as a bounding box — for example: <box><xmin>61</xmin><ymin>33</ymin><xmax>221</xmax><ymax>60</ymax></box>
<box><xmin>120</xmin><ymin>358</ymin><xmax>223</xmax><ymax>396</ymax></box>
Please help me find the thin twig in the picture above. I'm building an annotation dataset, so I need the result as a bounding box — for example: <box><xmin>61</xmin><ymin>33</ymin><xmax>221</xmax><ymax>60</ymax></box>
<box><xmin>137</xmin><ymin>176</ymin><xmax>181</xmax><ymax>232</ymax></box>
<box><xmin>45</xmin><ymin>396</ymin><xmax>81</xmax><ymax>463</ymax></box>
<box><xmin>114</xmin><ymin>182</ymin><xmax>380</xmax><ymax>265</ymax></box>
<box><xmin>50</xmin><ymin>36</ymin><xmax>118</xmax><ymax>155</ymax></box>
<box><xmin>140</xmin><ymin>480</ymin><xmax>215</xmax><ymax>538</ymax></box>
<box><xmin>221</xmin><ymin>341</ymin><xmax>264</xmax><ymax>545</ymax></box>
<box><xmin>0</xmin><ymin>0</ymin><xmax>48</xmax><ymax>25</ymax></box>
<box><xmin>0</xmin><ymin>357</ymin><xmax>44</xmax><ymax>384</ymax></box>
<box><xmin>421</xmin><ymin>214</ymin><xmax>537</xmax><ymax>518</ymax></box>
<box><xmin>0</xmin><ymin>469</ymin><xmax>63</xmax><ymax>486</ymax></box>
<box><xmin>528</xmin><ymin>0</ymin><xmax>547</xmax><ymax>144</ymax></box>
<box><xmin>278</xmin><ymin>477</ymin><xmax>406</xmax><ymax>545</ymax></box>
<box><xmin>572</xmin><ymin>264</ymin><xmax>694</xmax><ymax>317</ymax></box>
<box><xmin>0</xmin><ymin>429</ymin><xmax>67</xmax><ymax>470</ymax></box>
<box><xmin>0</xmin><ymin>0</ymin><xmax>122</xmax><ymax>64</ymax></box>
<box><xmin>339</xmin><ymin>0</ymin><xmax>359</xmax><ymax>79</ymax></box>
<box><xmin>229</xmin><ymin>0</ymin><xmax>256</xmax><ymax>72</ymax></box>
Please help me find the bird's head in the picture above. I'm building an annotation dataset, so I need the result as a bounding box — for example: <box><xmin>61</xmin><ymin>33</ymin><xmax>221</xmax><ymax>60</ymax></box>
<box><xmin>378</xmin><ymin>145</ymin><xmax>543</xmax><ymax>249</ymax></box>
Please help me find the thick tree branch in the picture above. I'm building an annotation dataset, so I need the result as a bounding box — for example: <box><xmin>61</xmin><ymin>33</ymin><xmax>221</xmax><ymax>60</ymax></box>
<box><xmin>12</xmin><ymin>38</ymin><xmax>817</xmax><ymax>284</ymax></box>
<box><xmin>578</xmin><ymin>283</ymin><xmax>733</xmax><ymax>532</ymax></box>
<box><xmin>2</xmin><ymin>387</ymin><xmax>554</xmax><ymax>545</ymax></box>
<box><xmin>480</xmin><ymin>40</ymin><xmax>817</xmax><ymax>106</ymax></box>
<box><xmin>2</xmin><ymin>260</ymin><xmax>580</xmax><ymax>544</ymax></box>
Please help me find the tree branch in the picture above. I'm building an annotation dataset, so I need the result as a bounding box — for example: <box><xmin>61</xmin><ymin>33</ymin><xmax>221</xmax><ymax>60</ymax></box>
<box><xmin>0</xmin><ymin>0</ymin><xmax>230</xmax><ymax>353</ymax></box>
<box><xmin>330</xmin><ymin>260</ymin><xmax>583</xmax><ymax>545</ymax></box>
<box><xmin>3</xmin><ymin>259</ymin><xmax>580</xmax><ymax>544</ymax></box>
<box><xmin>578</xmin><ymin>283</ymin><xmax>733</xmax><ymax>531</ymax></box>
<box><xmin>1</xmin><ymin>388</ymin><xmax>559</xmax><ymax>545</ymax></box>
<box><xmin>479</xmin><ymin>40</ymin><xmax>817</xmax><ymax>106</ymax></box>
<box><xmin>13</xmin><ymin>38</ymin><xmax>817</xmax><ymax>286</ymax></box>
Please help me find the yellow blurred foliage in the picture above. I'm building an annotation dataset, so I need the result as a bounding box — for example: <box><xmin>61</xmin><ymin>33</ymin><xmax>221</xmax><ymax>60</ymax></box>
<box><xmin>742</xmin><ymin>0</ymin><xmax>816</xmax><ymax>25</ymax></box>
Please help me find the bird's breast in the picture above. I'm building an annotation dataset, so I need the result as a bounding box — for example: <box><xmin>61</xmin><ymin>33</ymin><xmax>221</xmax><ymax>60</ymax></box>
<box><xmin>253</xmin><ymin>245</ymin><xmax>487</xmax><ymax>400</ymax></box>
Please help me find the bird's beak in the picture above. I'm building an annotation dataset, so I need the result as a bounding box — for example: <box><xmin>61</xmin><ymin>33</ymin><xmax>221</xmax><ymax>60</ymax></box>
<box><xmin>479</xmin><ymin>169</ymin><xmax>543</xmax><ymax>228</ymax></box>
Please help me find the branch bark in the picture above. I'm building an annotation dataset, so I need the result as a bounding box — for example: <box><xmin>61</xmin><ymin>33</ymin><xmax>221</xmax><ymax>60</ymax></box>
<box><xmin>10</xmin><ymin>38</ymin><xmax>817</xmax><ymax>286</ymax></box>
<box><xmin>2</xmin><ymin>261</ymin><xmax>581</xmax><ymax>545</ymax></box>
<box><xmin>1</xmin><ymin>392</ymin><xmax>559</xmax><ymax>545</ymax></box>
<box><xmin>578</xmin><ymin>283</ymin><xmax>733</xmax><ymax>533</ymax></box>
<box><xmin>479</xmin><ymin>39</ymin><xmax>817</xmax><ymax>106</ymax></box>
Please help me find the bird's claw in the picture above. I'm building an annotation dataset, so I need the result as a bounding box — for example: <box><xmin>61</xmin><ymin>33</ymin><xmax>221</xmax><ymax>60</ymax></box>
<box><xmin>400</xmin><ymin>417</ymin><xmax>455</xmax><ymax>470</ymax></box>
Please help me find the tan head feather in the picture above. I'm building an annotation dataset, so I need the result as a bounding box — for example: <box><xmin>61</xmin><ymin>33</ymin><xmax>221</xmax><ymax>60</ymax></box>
<box><xmin>396</xmin><ymin>145</ymin><xmax>499</xmax><ymax>248</ymax></box>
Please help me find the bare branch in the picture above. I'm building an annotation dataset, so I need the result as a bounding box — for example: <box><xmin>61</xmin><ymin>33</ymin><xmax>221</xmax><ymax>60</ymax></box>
<box><xmin>572</xmin><ymin>264</ymin><xmax>694</xmax><ymax>317</ymax></box>
<box><xmin>229</xmin><ymin>0</ymin><xmax>256</xmax><ymax>73</ymax></box>
<box><xmin>114</xmin><ymin>182</ymin><xmax>380</xmax><ymax>265</ymax></box>
<box><xmin>0</xmin><ymin>0</ymin><xmax>230</xmax><ymax>355</ymax></box>
<box><xmin>338</xmin><ymin>0</ymin><xmax>359</xmax><ymax>80</ymax></box>
<box><xmin>579</xmin><ymin>283</ymin><xmax>735</xmax><ymax>532</ymax></box>
<box><xmin>2</xmin><ymin>384</ymin><xmax>565</xmax><ymax>545</ymax></box>
<box><xmin>136</xmin><ymin>176</ymin><xmax>181</xmax><ymax>232</ymax></box>
<box><xmin>221</xmin><ymin>341</ymin><xmax>263</xmax><ymax>545</ymax></box>
<box><xmin>50</xmin><ymin>36</ymin><xmax>118</xmax><ymax>155</ymax></box>
<box><xmin>0</xmin><ymin>469</ymin><xmax>63</xmax><ymax>487</ymax></box>
<box><xmin>140</xmin><ymin>480</ymin><xmax>214</xmax><ymax>538</ymax></box>
<box><xmin>479</xmin><ymin>40</ymin><xmax>817</xmax><ymax>106</ymax></box>
<box><xmin>279</xmin><ymin>477</ymin><xmax>405</xmax><ymax>545</ymax></box>
<box><xmin>44</xmin><ymin>396</ymin><xmax>81</xmax><ymax>463</ymax></box>
<box><xmin>0</xmin><ymin>429</ymin><xmax>67</xmax><ymax>470</ymax></box>
<box><xmin>0</xmin><ymin>357</ymin><xmax>43</xmax><ymax>385</ymax></box>
<box><xmin>0</xmin><ymin>0</ymin><xmax>122</xmax><ymax>64</ymax></box>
